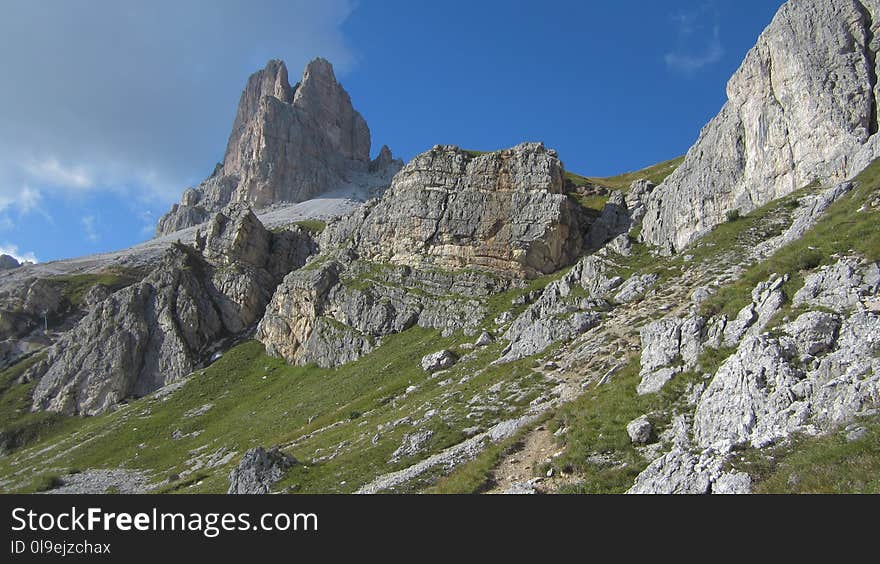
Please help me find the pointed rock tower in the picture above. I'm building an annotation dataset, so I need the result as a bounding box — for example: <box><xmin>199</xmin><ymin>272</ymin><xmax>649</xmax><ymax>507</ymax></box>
<box><xmin>156</xmin><ymin>58</ymin><xmax>401</xmax><ymax>235</ymax></box>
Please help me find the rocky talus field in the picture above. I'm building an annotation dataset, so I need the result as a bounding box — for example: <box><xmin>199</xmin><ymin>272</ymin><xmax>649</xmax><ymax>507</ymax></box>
<box><xmin>1</xmin><ymin>0</ymin><xmax>879</xmax><ymax>494</ymax></box>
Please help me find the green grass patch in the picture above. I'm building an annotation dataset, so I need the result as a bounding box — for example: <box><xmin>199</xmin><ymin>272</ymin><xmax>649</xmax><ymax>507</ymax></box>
<box><xmin>293</xmin><ymin>220</ymin><xmax>327</xmax><ymax>234</ymax></box>
<box><xmin>701</xmin><ymin>162</ymin><xmax>880</xmax><ymax>318</ymax></box>
<box><xmin>567</xmin><ymin>192</ymin><xmax>609</xmax><ymax>213</ymax></box>
<box><xmin>569</xmin><ymin>156</ymin><xmax>684</xmax><ymax>191</ymax></box>
<box><xmin>49</xmin><ymin>272</ymin><xmax>138</xmax><ymax>308</ymax></box>
<box><xmin>0</xmin><ymin>320</ymin><xmax>550</xmax><ymax>493</ymax></box>
<box><xmin>729</xmin><ymin>415</ymin><xmax>880</xmax><ymax>493</ymax></box>
<box><xmin>548</xmin><ymin>355</ymin><xmax>704</xmax><ymax>493</ymax></box>
<box><xmin>0</xmin><ymin>355</ymin><xmax>82</xmax><ymax>456</ymax></box>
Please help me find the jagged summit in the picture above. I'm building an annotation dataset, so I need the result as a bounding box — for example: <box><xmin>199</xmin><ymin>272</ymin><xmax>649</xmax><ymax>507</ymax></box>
<box><xmin>156</xmin><ymin>57</ymin><xmax>400</xmax><ymax>236</ymax></box>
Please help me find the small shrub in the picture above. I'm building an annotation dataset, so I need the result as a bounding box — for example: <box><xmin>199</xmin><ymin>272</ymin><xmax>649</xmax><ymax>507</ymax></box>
<box><xmin>726</xmin><ymin>209</ymin><xmax>741</xmax><ymax>222</ymax></box>
<box><xmin>32</xmin><ymin>474</ymin><xmax>64</xmax><ymax>492</ymax></box>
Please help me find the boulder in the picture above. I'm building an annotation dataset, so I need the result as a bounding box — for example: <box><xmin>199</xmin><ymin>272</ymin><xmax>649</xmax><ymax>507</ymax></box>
<box><xmin>228</xmin><ymin>447</ymin><xmax>297</xmax><ymax>494</ymax></box>
<box><xmin>475</xmin><ymin>331</ymin><xmax>494</xmax><ymax>347</ymax></box>
<box><xmin>421</xmin><ymin>350</ymin><xmax>458</xmax><ymax>373</ymax></box>
<box><xmin>626</xmin><ymin>415</ymin><xmax>653</xmax><ymax>445</ymax></box>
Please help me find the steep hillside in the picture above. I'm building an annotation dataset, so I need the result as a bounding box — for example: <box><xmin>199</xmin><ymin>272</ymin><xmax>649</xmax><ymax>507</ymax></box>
<box><xmin>1</xmin><ymin>0</ymin><xmax>879</xmax><ymax>495</ymax></box>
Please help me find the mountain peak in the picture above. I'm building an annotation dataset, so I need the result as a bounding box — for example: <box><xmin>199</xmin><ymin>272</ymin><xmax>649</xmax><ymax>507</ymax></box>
<box><xmin>156</xmin><ymin>57</ymin><xmax>395</xmax><ymax>236</ymax></box>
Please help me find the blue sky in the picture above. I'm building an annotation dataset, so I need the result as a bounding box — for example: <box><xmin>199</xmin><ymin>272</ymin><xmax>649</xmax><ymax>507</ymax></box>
<box><xmin>0</xmin><ymin>0</ymin><xmax>785</xmax><ymax>263</ymax></box>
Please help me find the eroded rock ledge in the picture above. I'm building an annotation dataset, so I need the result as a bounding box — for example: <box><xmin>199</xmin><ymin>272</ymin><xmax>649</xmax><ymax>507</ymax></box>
<box><xmin>25</xmin><ymin>205</ymin><xmax>316</xmax><ymax>415</ymax></box>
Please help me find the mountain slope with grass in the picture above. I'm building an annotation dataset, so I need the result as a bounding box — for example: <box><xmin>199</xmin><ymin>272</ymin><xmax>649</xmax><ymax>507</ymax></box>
<box><xmin>1</xmin><ymin>0</ymin><xmax>879</xmax><ymax>495</ymax></box>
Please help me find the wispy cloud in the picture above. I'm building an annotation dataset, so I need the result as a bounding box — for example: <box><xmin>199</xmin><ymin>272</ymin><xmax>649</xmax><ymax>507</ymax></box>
<box><xmin>0</xmin><ymin>185</ymin><xmax>40</xmax><ymax>213</ymax></box>
<box><xmin>0</xmin><ymin>242</ymin><xmax>37</xmax><ymax>263</ymax></box>
<box><xmin>24</xmin><ymin>158</ymin><xmax>93</xmax><ymax>190</ymax></box>
<box><xmin>81</xmin><ymin>215</ymin><xmax>98</xmax><ymax>243</ymax></box>
<box><xmin>0</xmin><ymin>0</ymin><xmax>357</xmax><ymax>214</ymax></box>
<box><xmin>664</xmin><ymin>5</ymin><xmax>725</xmax><ymax>74</ymax></box>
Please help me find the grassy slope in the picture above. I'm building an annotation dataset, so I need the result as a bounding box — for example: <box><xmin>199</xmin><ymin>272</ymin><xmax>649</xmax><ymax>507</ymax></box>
<box><xmin>566</xmin><ymin>156</ymin><xmax>685</xmax><ymax>191</ymax></box>
<box><xmin>437</xmin><ymin>160</ymin><xmax>880</xmax><ymax>493</ymax></box>
<box><xmin>50</xmin><ymin>272</ymin><xmax>140</xmax><ymax>308</ymax></box>
<box><xmin>3</xmin><ymin>159</ymin><xmax>878</xmax><ymax>494</ymax></box>
<box><xmin>565</xmin><ymin>156</ymin><xmax>684</xmax><ymax>214</ymax></box>
<box><xmin>0</xmin><ymin>315</ymin><xmax>554</xmax><ymax>493</ymax></box>
<box><xmin>746</xmin><ymin>415</ymin><xmax>880</xmax><ymax>494</ymax></box>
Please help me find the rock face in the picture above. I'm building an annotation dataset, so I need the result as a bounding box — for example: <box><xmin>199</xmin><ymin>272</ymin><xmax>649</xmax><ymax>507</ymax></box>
<box><xmin>256</xmin><ymin>259</ymin><xmax>496</xmax><ymax>367</ymax></box>
<box><xmin>634</xmin><ymin>258</ymin><xmax>880</xmax><ymax>493</ymax></box>
<box><xmin>324</xmin><ymin>143</ymin><xmax>589</xmax><ymax>279</ymax></box>
<box><xmin>642</xmin><ymin>0</ymin><xmax>880</xmax><ymax>253</ymax></box>
<box><xmin>228</xmin><ymin>447</ymin><xmax>297</xmax><ymax>494</ymax></box>
<box><xmin>499</xmin><ymin>254</ymin><xmax>614</xmax><ymax>363</ymax></box>
<box><xmin>793</xmin><ymin>257</ymin><xmax>880</xmax><ymax>311</ymax></box>
<box><xmin>715</xmin><ymin>274</ymin><xmax>788</xmax><ymax>348</ymax></box>
<box><xmin>0</xmin><ymin>255</ymin><xmax>20</xmax><ymax>270</ymax></box>
<box><xmin>157</xmin><ymin>58</ymin><xmax>402</xmax><ymax>235</ymax></box>
<box><xmin>257</xmin><ymin>141</ymin><xmax>592</xmax><ymax>368</ymax></box>
<box><xmin>25</xmin><ymin>205</ymin><xmax>316</xmax><ymax>415</ymax></box>
<box><xmin>637</xmin><ymin>316</ymin><xmax>706</xmax><ymax>395</ymax></box>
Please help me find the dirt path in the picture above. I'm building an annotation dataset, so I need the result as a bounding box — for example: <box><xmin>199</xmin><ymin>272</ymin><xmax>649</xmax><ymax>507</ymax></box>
<box><xmin>483</xmin><ymin>183</ymin><xmax>838</xmax><ymax>494</ymax></box>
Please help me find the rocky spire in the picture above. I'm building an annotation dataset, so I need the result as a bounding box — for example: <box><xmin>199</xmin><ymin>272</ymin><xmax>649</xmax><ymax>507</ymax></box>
<box><xmin>292</xmin><ymin>58</ymin><xmax>370</xmax><ymax>162</ymax></box>
<box><xmin>156</xmin><ymin>58</ymin><xmax>398</xmax><ymax>236</ymax></box>
<box><xmin>223</xmin><ymin>59</ymin><xmax>297</xmax><ymax>174</ymax></box>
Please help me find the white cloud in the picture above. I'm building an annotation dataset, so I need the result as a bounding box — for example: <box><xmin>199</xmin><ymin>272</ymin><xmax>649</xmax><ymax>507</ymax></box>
<box><xmin>0</xmin><ymin>185</ymin><xmax>44</xmax><ymax>217</ymax></box>
<box><xmin>24</xmin><ymin>158</ymin><xmax>93</xmax><ymax>190</ymax></box>
<box><xmin>0</xmin><ymin>243</ymin><xmax>38</xmax><ymax>264</ymax></box>
<box><xmin>664</xmin><ymin>6</ymin><xmax>725</xmax><ymax>74</ymax></box>
<box><xmin>81</xmin><ymin>215</ymin><xmax>98</xmax><ymax>242</ymax></box>
<box><xmin>0</xmin><ymin>0</ymin><xmax>357</xmax><ymax>210</ymax></box>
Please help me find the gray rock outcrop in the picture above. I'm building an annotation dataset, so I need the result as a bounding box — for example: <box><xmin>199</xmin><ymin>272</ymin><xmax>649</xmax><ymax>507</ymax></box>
<box><xmin>0</xmin><ymin>255</ymin><xmax>20</xmax><ymax>270</ymax></box>
<box><xmin>793</xmin><ymin>257</ymin><xmax>880</xmax><ymax>312</ymax></box>
<box><xmin>613</xmin><ymin>273</ymin><xmax>658</xmax><ymax>304</ymax></box>
<box><xmin>256</xmin><ymin>259</ymin><xmax>491</xmax><ymax>368</ymax></box>
<box><xmin>26</xmin><ymin>206</ymin><xmax>316</xmax><ymax>415</ymax></box>
<box><xmin>717</xmin><ymin>273</ymin><xmax>788</xmax><ymax>348</ymax></box>
<box><xmin>637</xmin><ymin>316</ymin><xmax>706</xmax><ymax>395</ymax></box>
<box><xmin>498</xmin><ymin>255</ymin><xmax>613</xmax><ymax>362</ymax></box>
<box><xmin>157</xmin><ymin>58</ymin><xmax>402</xmax><ymax>236</ymax></box>
<box><xmin>585</xmin><ymin>191</ymin><xmax>632</xmax><ymax>250</ymax></box>
<box><xmin>228</xmin><ymin>447</ymin><xmax>297</xmax><ymax>494</ymax></box>
<box><xmin>421</xmin><ymin>350</ymin><xmax>458</xmax><ymax>373</ymax></box>
<box><xmin>641</xmin><ymin>0</ymin><xmax>880</xmax><ymax>253</ymax></box>
<box><xmin>323</xmin><ymin>143</ymin><xmax>589</xmax><ymax>279</ymax></box>
<box><xmin>694</xmin><ymin>278</ymin><xmax>880</xmax><ymax>451</ymax></box>
<box><xmin>258</xmin><ymin>141</ymin><xmax>594</xmax><ymax>368</ymax></box>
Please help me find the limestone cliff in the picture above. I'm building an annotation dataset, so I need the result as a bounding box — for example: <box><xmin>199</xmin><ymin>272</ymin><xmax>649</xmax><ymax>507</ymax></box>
<box><xmin>642</xmin><ymin>0</ymin><xmax>880</xmax><ymax>253</ymax></box>
<box><xmin>26</xmin><ymin>205</ymin><xmax>316</xmax><ymax>415</ymax></box>
<box><xmin>156</xmin><ymin>59</ymin><xmax>402</xmax><ymax>235</ymax></box>
<box><xmin>323</xmin><ymin>142</ymin><xmax>588</xmax><ymax>279</ymax></box>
